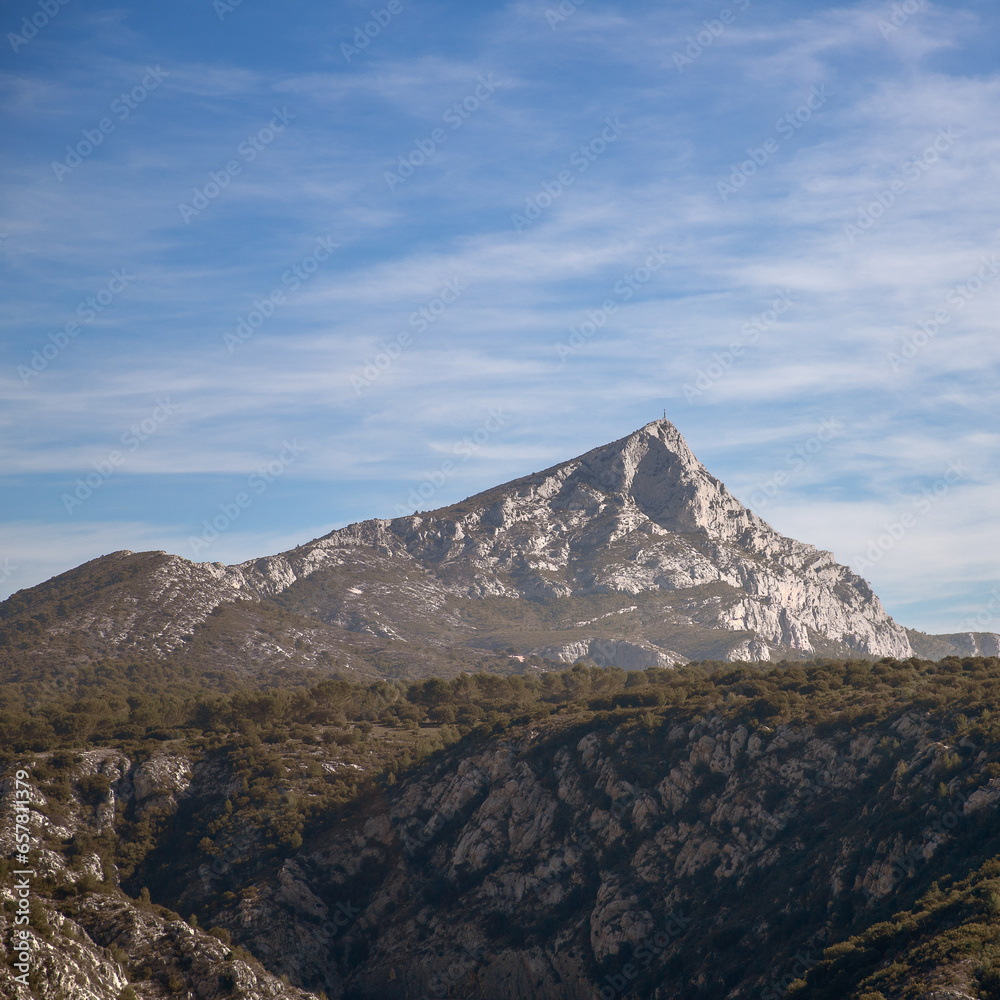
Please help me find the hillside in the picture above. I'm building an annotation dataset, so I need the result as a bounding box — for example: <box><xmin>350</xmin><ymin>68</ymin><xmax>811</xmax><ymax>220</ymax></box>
<box><xmin>3</xmin><ymin>654</ymin><xmax>1000</xmax><ymax>999</ymax></box>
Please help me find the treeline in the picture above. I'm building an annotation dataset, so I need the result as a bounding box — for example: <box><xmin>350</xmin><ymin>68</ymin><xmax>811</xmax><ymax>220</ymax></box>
<box><xmin>3</xmin><ymin>653</ymin><xmax>1000</xmax><ymax>756</ymax></box>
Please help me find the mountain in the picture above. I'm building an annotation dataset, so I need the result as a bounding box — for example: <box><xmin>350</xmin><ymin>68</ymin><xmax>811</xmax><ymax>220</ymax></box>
<box><xmin>0</xmin><ymin>418</ymin><xmax>938</xmax><ymax>677</ymax></box>
<box><xmin>6</xmin><ymin>419</ymin><xmax>999</xmax><ymax>1000</ymax></box>
<box><xmin>907</xmin><ymin>628</ymin><xmax>1000</xmax><ymax>660</ymax></box>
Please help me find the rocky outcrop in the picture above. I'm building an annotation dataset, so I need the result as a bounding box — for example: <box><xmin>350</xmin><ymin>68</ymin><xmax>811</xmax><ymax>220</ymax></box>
<box><xmin>0</xmin><ymin>890</ymin><xmax>319</xmax><ymax>1000</ymax></box>
<box><xmin>4</xmin><ymin>696</ymin><xmax>998</xmax><ymax>1000</ymax></box>
<box><xmin>536</xmin><ymin>637</ymin><xmax>684</xmax><ymax>669</ymax></box>
<box><xmin>0</xmin><ymin>750</ymin><xmax>319</xmax><ymax>1000</ymax></box>
<box><xmin>131</xmin><ymin>754</ymin><xmax>192</xmax><ymax>819</ymax></box>
<box><xmin>908</xmin><ymin>629</ymin><xmax>1000</xmax><ymax>659</ymax></box>
<box><xmin>157</xmin><ymin>714</ymin><xmax>996</xmax><ymax>999</ymax></box>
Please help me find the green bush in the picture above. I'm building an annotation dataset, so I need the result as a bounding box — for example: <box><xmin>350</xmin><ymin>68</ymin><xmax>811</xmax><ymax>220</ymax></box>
<box><xmin>78</xmin><ymin>772</ymin><xmax>111</xmax><ymax>805</ymax></box>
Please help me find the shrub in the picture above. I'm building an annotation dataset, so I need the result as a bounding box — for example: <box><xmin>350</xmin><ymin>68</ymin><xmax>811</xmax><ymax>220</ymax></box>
<box><xmin>78</xmin><ymin>773</ymin><xmax>111</xmax><ymax>805</ymax></box>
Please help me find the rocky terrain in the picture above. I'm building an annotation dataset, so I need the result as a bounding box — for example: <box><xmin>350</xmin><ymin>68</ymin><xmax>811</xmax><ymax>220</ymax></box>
<box><xmin>153</xmin><ymin>709</ymin><xmax>1000</xmax><ymax>1000</ymax></box>
<box><xmin>0</xmin><ymin>751</ymin><xmax>320</xmax><ymax>1000</ymax></box>
<box><xmin>5</xmin><ymin>419</ymin><xmax>1000</xmax><ymax>997</ymax></box>
<box><xmin>908</xmin><ymin>630</ymin><xmax>1000</xmax><ymax>660</ymax></box>
<box><xmin>7</xmin><ymin>418</ymin><xmax>986</xmax><ymax>680</ymax></box>
<box><xmin>4</xmin><ymin>654</ymin><xmax>1000</xmax><ymax>999</ymax></box>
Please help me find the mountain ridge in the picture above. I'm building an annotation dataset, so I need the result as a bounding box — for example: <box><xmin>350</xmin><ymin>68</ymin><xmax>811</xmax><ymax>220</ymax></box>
<box><xmin>2</xmin><ymin>418</ymin><xmax>994</xmax><ymax>676</ymax></box>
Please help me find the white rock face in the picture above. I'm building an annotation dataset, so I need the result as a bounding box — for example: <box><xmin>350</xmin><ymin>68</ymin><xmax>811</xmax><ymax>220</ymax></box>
<box><xmin>538</xmin><ymin>638</ymin><xmax>682</xmax><ymax>669</ymax></box>
<box><xmin>132</xmin><ymin>754</ymin><xmax>193</xmax><ymax>818</ymax></box>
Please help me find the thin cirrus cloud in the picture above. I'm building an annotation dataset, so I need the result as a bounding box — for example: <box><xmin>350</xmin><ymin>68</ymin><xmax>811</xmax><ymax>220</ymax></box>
<box><xmin>0</xmin><ymin>0</ymin><xmax>997</xmax><ymax>635</ymax></box>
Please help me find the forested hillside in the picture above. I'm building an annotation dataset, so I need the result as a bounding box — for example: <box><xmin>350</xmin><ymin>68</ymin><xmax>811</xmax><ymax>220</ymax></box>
<box><xmin>3</xmin><ymin>654</ymin><xmax>1000</xmax><ymax>998</ymax></box>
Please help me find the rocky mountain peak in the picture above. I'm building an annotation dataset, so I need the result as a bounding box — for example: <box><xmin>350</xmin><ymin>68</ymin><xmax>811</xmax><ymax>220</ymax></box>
<box><xmin>1</xmin><ymin>417</ymin><xmax>923</xmax><ymax>670</ymax></box>
<box><xmin>563</xmin><ymin>418</ymin><xmax>755</xmax><ymax>540</ymax></box>
<box><xmin>427</xmin><ymin>418</ymin><xmax>766</xmax><ymax>557</ymax></box>
<box><xmin>571</xmin><ymin>418</ymin><xmax>700</xmax><ymax>490</ymax></box>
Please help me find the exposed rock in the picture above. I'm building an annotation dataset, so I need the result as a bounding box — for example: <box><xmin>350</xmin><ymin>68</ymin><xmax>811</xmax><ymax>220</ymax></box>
<box><xmin>537</xmin><ymin>637</ymin><xmax>682</xmax><ymax>669</ymax></box>
<box><xmin>4</xmin><ymin>694</ymin><xmax>999</xmax><ymax>1000</ymax></box>
<box><xmin>131</xmin><ymin>754</ymin><xmax>192</xmax><ymax>818</ymax></box>
<box><xmin>0</xmin><ymin>819</ymin><xmax>319</xmax><ymax>1000</ymax></box>
<box><xmin>908</xmin><ymin>628</ymin><xmax>1000</xmax><ymax>659</ymax></box>
<box><xmin>149</xmin><ymin>713</ymin><xmax>997</xmax><ymax>999</ymax></box>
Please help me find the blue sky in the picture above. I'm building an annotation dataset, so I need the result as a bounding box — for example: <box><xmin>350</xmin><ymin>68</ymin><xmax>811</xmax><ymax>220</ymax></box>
<box><xmin>2</xmin><ymin>0</ymin><xmax>998</xmax><ymax>634</ymax></box>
